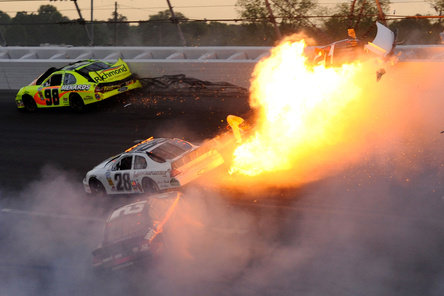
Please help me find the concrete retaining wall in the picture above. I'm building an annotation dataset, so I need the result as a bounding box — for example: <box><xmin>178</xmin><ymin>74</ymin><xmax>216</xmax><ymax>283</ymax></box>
<box><xmin>0</xmin><ymin>46</ymin><xmax>270</xmax><ymax>90</ymax></box>
<box><xmin>1</xmin><ymin>45</ymin><xmax>444</xmax><ymax>90</ymax></box>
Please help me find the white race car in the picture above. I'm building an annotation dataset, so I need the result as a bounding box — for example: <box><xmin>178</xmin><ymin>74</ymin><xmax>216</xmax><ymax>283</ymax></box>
<box><xmin>83</xmin><ymin>137</ymin><xmax>224</xmax><ymax>195</ymax></box>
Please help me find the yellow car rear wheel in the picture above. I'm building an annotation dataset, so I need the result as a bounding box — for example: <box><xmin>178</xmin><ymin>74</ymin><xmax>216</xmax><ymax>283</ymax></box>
<box><xmin>69</xmin><ymin>94</ymin><xmax>85</xmax><ymax>113</ymax></box>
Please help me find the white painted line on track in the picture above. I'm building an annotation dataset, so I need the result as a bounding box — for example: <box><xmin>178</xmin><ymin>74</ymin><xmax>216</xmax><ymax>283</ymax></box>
<box><xmin>1</xmin><ymin>208</ymin><xmax>104</xmax><ymax>223</ymax></box>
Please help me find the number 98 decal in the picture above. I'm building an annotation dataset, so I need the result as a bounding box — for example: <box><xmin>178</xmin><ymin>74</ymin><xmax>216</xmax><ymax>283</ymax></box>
<box><xmin>44</xmin><ymin>88</ymin><xmax>60</xmax><ymax>106</ymax></box>
<box><xmin>114</xmin><ymin>173</ymin><xmax>131</xmax><ymax>191</ymax></box>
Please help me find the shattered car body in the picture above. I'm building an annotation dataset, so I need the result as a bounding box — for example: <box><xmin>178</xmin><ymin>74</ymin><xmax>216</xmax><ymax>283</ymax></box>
<box><xmin>313</xmin><ymin>22</ymin><xmax>396</xmax><ymax>67</ymax></box>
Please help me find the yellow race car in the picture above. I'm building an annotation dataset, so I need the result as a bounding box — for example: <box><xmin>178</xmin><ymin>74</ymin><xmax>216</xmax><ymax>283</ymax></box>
<box><xmin>15</xmin><ymin>59</ymin><xmax>142</xmax><ymax>112</ymax></box>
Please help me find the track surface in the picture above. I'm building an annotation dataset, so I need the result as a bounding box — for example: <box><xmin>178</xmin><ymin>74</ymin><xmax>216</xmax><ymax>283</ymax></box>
<box><xmin>1</xmin><ymin>91</ymin><xmax>443</xmax><ymax>296</ymax></box>
<box><xmin>0</xmin><ymin>91</ymin><xmax>249</xmax><ymax>192</ymax></box>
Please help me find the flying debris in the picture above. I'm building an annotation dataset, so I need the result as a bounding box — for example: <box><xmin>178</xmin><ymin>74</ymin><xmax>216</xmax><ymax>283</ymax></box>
<box><xmin>376</xmin><ymin>68</ymin><xmax>386</xmax><ymax>82</ymax></box>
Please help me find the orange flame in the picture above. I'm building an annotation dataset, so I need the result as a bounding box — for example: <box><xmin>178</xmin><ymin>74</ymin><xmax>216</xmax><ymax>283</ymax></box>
<box><xmin>229</xmin><ymin>37</ymin><xmax>365</xmax><ymax>178</ymax></box>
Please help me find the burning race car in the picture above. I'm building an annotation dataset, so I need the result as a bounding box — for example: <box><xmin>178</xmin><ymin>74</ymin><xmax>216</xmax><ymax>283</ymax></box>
<box><xmin>313</xmin><ymin>22</ymin><xmax>396</xmax><ymax>72</ymax></box>
<box><xmin>15</xmin><ymin>58</ymin><xmax>141</xmax><ymax>112</ymax></box>
<box><xmin>83</xmin><ymin>137</ymin><xmax>224</xmax><ymax>195</ymax></box>
<box><xmin>92</xmin><ymin>191</ymin><xmax>181</xmax><ymax>271</ymax></box>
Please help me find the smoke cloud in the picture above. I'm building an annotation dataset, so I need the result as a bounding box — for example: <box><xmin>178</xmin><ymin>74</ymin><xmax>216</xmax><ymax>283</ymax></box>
<box><xmin>144</xmin><ymin>54</ymin><xmax>444</xmax><ymax>295</ymax></box>
<box><xmin>1</xmin><ymin>122</ymin><xmax>443</xmax><ymax>296</ymax></box>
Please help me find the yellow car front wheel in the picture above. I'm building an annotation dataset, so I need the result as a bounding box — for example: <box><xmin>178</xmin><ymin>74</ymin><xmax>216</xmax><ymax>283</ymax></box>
<box><xmin>22</xmin><ymin>95</ymin><xmax>37</xmax><ymax>113</ymax></box>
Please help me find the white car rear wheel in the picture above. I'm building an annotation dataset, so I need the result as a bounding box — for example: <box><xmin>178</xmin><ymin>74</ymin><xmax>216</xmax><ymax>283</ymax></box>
<box><xmin>142</xmin><ymin>178</ymin><xmax>159</xmax><ymax>194</ymax></box>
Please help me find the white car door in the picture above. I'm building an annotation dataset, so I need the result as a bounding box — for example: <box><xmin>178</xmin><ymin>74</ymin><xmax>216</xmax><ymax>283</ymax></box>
<box><xmin>110</xmin><ymin>154</ymin><xmax>134</xmax><ymax>193</ymax></box>
<box><xmin>132</xmin><ymin>154</ymin><xmax>149</xmax><ymax>193</ymax></box>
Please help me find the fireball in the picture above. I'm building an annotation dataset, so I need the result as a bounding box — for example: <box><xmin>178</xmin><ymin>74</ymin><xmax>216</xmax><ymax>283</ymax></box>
<box><xmin>228</xmin><ymin>36</ymin><xmax>367</xmax><ymax>180</ymax></box>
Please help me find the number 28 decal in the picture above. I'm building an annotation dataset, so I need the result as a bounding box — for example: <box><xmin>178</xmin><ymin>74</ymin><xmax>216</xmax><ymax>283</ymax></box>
<box><xmin>114</xmin><ymin>173</ymin><xmax>131</xmax><ymax>191</ymax></box>
<box><xmin>44</xmin><ymin>88</ymin><xmax>60</xmax><ymax>106</ymax></box>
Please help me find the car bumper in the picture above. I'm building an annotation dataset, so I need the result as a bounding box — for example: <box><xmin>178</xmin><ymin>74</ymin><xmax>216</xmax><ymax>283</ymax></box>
<box><xmin>83</xmin><ymin>178</ymin><xmax>91</xmax><ymax>194</ymax></box>
<box><xmin>97</xmin><ymin>79</ymin><xmax>142</xmax><ymax>101</ymax></box>
<box><xmin>93</xmin><ymin>250</ymin><xmax>153</xmax><ymax>272</ymax></box>
<box><xmin>16</xmin><ymin>98</ymin><xmax>24</xmax><ymax>108</ymax></box>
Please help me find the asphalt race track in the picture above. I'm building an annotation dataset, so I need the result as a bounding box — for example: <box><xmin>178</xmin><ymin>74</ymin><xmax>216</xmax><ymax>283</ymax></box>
<box><xmin>1</xmin><ymin>90</ymin><xmax>444</xmax><ymax>296</ymax></box>
<box><xmin>0</xmin><ymin>90</ymin><xmax>251</xmax><ymax>192</ymax></box>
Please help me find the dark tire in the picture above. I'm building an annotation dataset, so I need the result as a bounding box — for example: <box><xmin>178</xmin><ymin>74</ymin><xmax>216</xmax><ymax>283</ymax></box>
<box><xmin>89</xmin><ymin>179</ymin><xmax>106</xmax><ymax>196</ymax></box>
<box><xmin>142</xmin><ymin>178</ymin><xmax>159</xmax><ymax>194</ymax></box>
<box><xmin>69</xmin><ymin>94</ymin><xmax>85</xmax><ymax>112</ymax></box>
<box><xmin>22</xmin><ymin>95</ymin><xmax>37</xmax><ymax>112</ymax></box>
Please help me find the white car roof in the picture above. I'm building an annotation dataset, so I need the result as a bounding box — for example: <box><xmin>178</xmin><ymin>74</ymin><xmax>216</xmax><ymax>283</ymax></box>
<box><xmin>123</xmin><ymin>137</ymin><xmax>195</xmax><ymax>160</ymax></box>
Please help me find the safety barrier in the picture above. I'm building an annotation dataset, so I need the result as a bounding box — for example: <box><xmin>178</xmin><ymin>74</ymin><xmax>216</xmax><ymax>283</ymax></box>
<box><xmin>1</xmin><ymin>45</ymin><xmax>444</xmax><ymax>90</ymax></box>
<box><xmin>0</xmin><ymin>46</ymin><xmax>269</xmax><ymax>90</ymax></box>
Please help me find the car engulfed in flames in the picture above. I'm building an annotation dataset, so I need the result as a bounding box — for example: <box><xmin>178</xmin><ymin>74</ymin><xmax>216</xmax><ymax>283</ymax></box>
<box><xmin>207</xmin><ymin>22</ymin><xmax>399</xmax><ymax>188</ymax></box>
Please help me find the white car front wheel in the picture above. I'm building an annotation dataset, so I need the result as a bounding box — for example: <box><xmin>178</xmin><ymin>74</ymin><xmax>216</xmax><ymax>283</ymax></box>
<box><xmin>89</xmin><ymin>178</ymin><xmax>106</xmax><ymax>196</ymax></box>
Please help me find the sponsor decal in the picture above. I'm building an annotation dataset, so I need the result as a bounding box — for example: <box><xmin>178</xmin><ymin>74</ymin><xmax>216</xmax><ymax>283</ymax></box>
<box><xmin>61</xmin><ymin>84</ymin><xmax>90</xmax><ymax>91</ymax></box>
<box><xmin>106</xmin><ymin>172</ymin><xmax>114</xmax><ymax>186</ymax></box>
<box><xmin>37</xmin><ymin>88</ymin><xmax>43</xmax><ymax>98</ymax></box>
<box><xmin>118</xmin><ymin>86</ymin><xmax>128</xmax><ymax>92</ymax></box>
<box><xmin>93</xmin><ymin>64</ymin><xmax>128</xmax><ymax>82</ymax></box>
<box><xmin>101</xmin><ymin>85</ymin><xmax>118</xmax><ymax>92</ymax></box>
<box><xmin>147</xmin><ymin>171</ymin><xmax>167</xmax><ymax>176</ymax></box>
<box><xmin>134</xmin><ymin>171</ymin><xmax>166</xmax><ymax>177</ymax></box>
<box><xmin>84</xmin><ymin>96</ymin><xmax>93</xmax><ymax>101</ymax></box>
<box><xmin>131</xmin><ymin>181</ymin><xmax>138</xmax><ymax>190</ymax></box>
